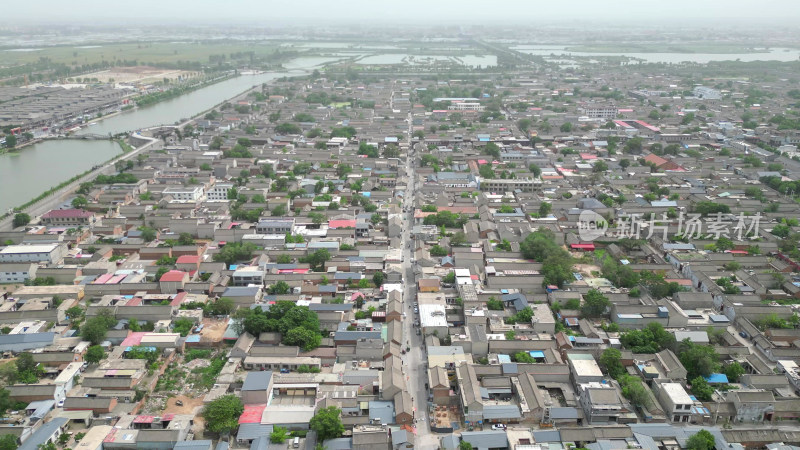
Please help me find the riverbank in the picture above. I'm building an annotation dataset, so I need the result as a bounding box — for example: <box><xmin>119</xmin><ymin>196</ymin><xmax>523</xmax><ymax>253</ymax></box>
<box><xmin>0</xmin><ymin>136</ymin><xmax>158</xmax><ymax>229</ymax></box>
<box><xmin>0</xmin><ymin>61</ymin><xmax>323</xmax><ymax>223</ymax></box>
<box><xmin>132</xmin><ymin>71</ymin><xmax>237</xmax><ymax>108</ymax></box>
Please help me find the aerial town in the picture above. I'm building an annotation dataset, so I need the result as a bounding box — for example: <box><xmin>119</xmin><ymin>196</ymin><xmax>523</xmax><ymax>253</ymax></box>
<box><xmin>2</xmin><ymin>13</ymin><xmax>800</xmax><ymax>450</ymax></box>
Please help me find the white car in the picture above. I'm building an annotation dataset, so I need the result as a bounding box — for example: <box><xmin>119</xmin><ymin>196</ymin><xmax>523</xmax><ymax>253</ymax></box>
<box><xmin>57</xmin><ymin>400</ymin><xmax>64</xmax><ymax>408</ymax></box>
<box><xmin>491</xmin><ymin>424</ymin><xmax>507</xmax><ymax>430</ymax></box>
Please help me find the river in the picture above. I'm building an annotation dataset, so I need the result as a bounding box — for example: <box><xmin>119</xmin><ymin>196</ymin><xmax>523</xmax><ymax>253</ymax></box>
<box><xmin>0</xmin><ymin>57</ymin><xmax>338</xmax><ymax>213</ymax></box>
<box><xmin>0</xmin><ymin>140</ymin><xmax>121</xmax><ymax>213</ymax></box>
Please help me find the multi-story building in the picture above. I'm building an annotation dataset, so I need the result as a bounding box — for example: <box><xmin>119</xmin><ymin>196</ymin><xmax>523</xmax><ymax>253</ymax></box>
<box><xmin>0</xmin><ymin>262</ymin><xmax>38</xmax><ymax>283</ymax></box>
<box><xmin>656</xmin><ymin>382</ymin><xmax>694</xmax><ymax>423</ymax></box>
<box><xmin>479</xmin><ymin>177</ymin><xmax>541</xmax><ymax>193</ymax></box>
<box><xmin>255</xmin><ymin>218</ymin><xmax>295</xmax><ymax>235</ymax></box>
<box><xmin>40</xmin><ymin>209</ymin><xmax>95</xmax><ymax>227</ymax></box>
<box><xmin>0</xmin><ymin>243</ymin><xmax>66</xmax><ymax>264</ymax></box>
<box><xmin>162</xmin><ymin>186</ymin><xmax>204</xmax><ymax>203</ymax></box>
<box><xmin>206</xmin><ymin>182</ymin><xmax>234</xmax><ymax>201</ymax></box>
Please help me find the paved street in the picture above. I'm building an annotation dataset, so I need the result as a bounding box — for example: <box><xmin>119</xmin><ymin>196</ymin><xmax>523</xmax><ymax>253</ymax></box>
<box><xmin>397</xmin><ymin>113</ymin><xmax>439</xmax><ymax>449</ymax></box>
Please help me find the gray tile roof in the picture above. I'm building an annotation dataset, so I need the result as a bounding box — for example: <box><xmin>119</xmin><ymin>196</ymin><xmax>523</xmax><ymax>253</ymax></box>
<box><xmin>237</xmin><ymin>423</ymin><xmax>274</xmax><ymax>443</ymax></box>
<box><xmin>174</xmin><ymin>441</ymin><xmax>214</xmax><ymax>450</ymax></box>
<box><xmin>242</xmin><ymin>371</ymin><xmax>273</xmax><ymax>391</ymax></box>
<box><xmin>19</xmin><ymin>417</ymin><xmax>68</xmax><ymax>450</ymax></box>
<box><xmin>460</xmin><ymin>430</ymin><xmax>509</xmax><ymax>449</ymax></box>
<box><xmin>482</xmin><ymin>404</ymin><xmax>521</xmax><ymax>420</ymax></box>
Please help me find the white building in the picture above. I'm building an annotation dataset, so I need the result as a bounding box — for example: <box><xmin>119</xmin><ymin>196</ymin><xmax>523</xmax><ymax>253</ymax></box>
<box><xmin>448</xmin><ymin>102</ymin><xmax>485</xmax><ymax>112</ymax></box>
<box><xmin>0</xmin><ymin>262</ymin><xmax>38</xmax><ymax>283</ymax></box>
<box><xmin>0</xmin><ymin>243</ymin><xmax>66</xmax><ymax>264</ymax></box>
<box><xmin>162</xmin><ymin>186</ymin><xmax>204</xmax><ymax>203</ymax></box>
<box><xmin>693</xmin><ymin>86</ymin><xmax>722</xmax><ymax>100</ymax></box>
<box><xmin>206</xmin><ymin>182</ymin><xmax>235</xmax><ymax>201</ymax></box>
<box><xmin>656</xmin><ymin>382</ymin><xmax>694</xmax><ymax>423</ymax></box>
<box><xmin>232</xmin><ymin>266</ymin><xmax>265</xmax><ymax>287</ymax></box>
<box><xmin>580</xmin><ymin>106</ymin><xmax>618</xmax><ymax>120</ymax></box>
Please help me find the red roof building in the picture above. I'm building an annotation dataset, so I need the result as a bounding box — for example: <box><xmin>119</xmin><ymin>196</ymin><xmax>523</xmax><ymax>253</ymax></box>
<box><xmin>41</xmin><ymin>209</ymin><xmax>94</xmax><ymax>226</ymax></box>
<box><xmin>160</xmin><ymin>270</ymin><xmax>188</xmax><ymax>283</ymax></box>
<box><xmin>328</xmin><ymin>219</ymin><xmax>357</xmax><ymax>229</ymax></box>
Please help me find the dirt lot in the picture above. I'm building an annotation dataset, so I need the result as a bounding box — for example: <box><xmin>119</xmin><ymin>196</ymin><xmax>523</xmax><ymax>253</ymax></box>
<box><xmin>163</xmin><ymin>395</ymin><xmax>206</xmax><ymax>436</ymax></box>
<box><xmin>200</xmin><ymin>318</ymin><xmax>228</xmax><ymax>343</ymax></box>
<box><xmin>573</xmin><ymin>263</ymin><xmax>601</xmax><ymax>276</ymax></box>
<box><xmin>163</xmin><ymin>395</ymin><xmax>205</xmax><ymax>415</ymax></box>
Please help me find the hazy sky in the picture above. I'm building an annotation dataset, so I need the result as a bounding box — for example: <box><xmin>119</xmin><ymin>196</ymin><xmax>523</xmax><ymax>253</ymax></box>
<box><xmin>6</xmin><ymin>0</ymin><xmax>800</xmax><ymax>25</ymax></box>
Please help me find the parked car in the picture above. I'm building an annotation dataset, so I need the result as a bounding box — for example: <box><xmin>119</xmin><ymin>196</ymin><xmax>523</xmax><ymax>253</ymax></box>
<box><xmin>739</xmin><ymin>331</ymin><xmax>749</xmax><ymax>338</ymax></box>
<box><xmin>491</xmin><ymin>424</ymin><xmax>507</xmax><ymax>430</ymax></box>
<box><xmin>280</xmin><ymin>368</ymin><xmax>290</xmax><ymax>374</ymax></box>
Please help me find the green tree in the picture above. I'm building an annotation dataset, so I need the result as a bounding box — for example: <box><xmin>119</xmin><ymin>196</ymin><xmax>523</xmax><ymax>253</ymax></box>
<box><xmin>372</xmin><ymin>271</ymin><xmax>385</xmax><ymax>287</ymax></box>
<box><xmin>486</xmin><ymin>297</ymin><xmax>504</xmax><ymax>310</ymax></box>
<box><xmin>270</xmin><ymin>426</ymin><xmax>288</xmax><ymax>443</ymax></box>
<box><xmin>723</xmin><ymin>361</ymin><xmax>745</xmax><ymax>383</ymax></box>
<box><xmin>12</xmin><ymin>213</ymin><xmax>30</xmax><ymax>228</ymax></box>
<box><xmin>538</xmin><ymin>202</ymin><xmax>552</xmax><ymax>216</ymax></box>
<box><xmin>430</xmin><ymin>245</ymin><xmax>448</xmax><ymax>257</ymax></box>
<box><xmin>619</xmin><ymin>322</ymin><xmax>675</xmax><ymax>353</ymax></box>
<box><xmin>275</xmin><ymin>123</ymin><xmax>302</xmax><ymax>134</ymax></box>
<box><xmin>3</xmin><ymin>135</ymin><xmax>16</xmax><ymax>148</ymax></box>
<box><xmin>284</xmin><ymin>327</ymin><xmax>322</xmax><ymax>351</ymax></box>
<box><xmin>593</xmin><ymin>160</ymin><xmax>608</xmax><ymax>173</ymax></box>
<box><xmin>172</xmin><ymin>318</ymin><xmax>194</xmax><ymax>336</ymax></box>
<box><xmin>71</xmin><ymin>196</ymin><xmax>88</xmax><ymax>209</ymax></box>
<box><xmin>686</xmin><ymin>429</ymin><xmax>716</xmax><ymax>450</ymax></box>
<box><xmin>85</xmin><ymin>345</ymin><xmax>106</xmax><ymax>364</ymax></box>
<box><xmin>201</xmin><ymin>395</ymin><xmax>244</xmax><ymax>434</ymax></box>
<box><xmin>0</xmin><ymin>433</ymin><xmax>16</xmax><ymax>450</ymax></box>
<box><xmin>515</xmin><ymin>352</ymin><xmax>536</xmax><ymax>363</ymax></box>
<box><xmin>478</xmin><ymin>164</ymin><xmax>494</xmax><ymax>179</ymax></box>
<box><xmin>619</xmin><ymin>375</ymin><xmax>651</xmax><ymax>409</ymax></box>
<box><xmin>80</xmin><ymin>309</ymin><xmax>117</xmax><ymax>345</ymax></box>
<box><xmin>177</xmin><ymin>233</ymin><xmax>195</xmax><ymax>246</ymax></box>
<box><xmin>599</xmin><ymin>348</ymin><xmax>625</xmax><ymax>379</ymax></box>
<box><xmin>138</xmin><ymin>226</ymin><xmax>156</xmax><ymax>242</ymax></box>
<box><xmin>459</xmin><ymin>442</ymin><xmax>474</xmax><ymax>450</ymax></box>
<box><xmin>0</xmin><ymin>389</ymin><xmax>13</xmax><ymax>418</ymax></box>
<box><xmin>619</xmin><ymin>159</ymin><xmax>631</xmax><ymax>169</ymax></box>
<box><xmin>309</xmin><ymin>406</ymin><xmax>345</xmax><ymax>441</ymax></box>
<box><xmin>581</xmin><ymin>289</ymin><xmax>610</xmax><ymax>318</ymax></box>
<box><xmin>450</xmin><ymin>231</ymin><xmax>467</xmax><ymax>247</ymax></box>
<box><xmin>300</xmin><ymin>249</ymin><xmax>331</xmax><ymax>272</ymax></box>
<box><xmin>679</xmin><ymin>342</ymin><xmax>721</xmax><ymax>379</ymax></box>
<box><xmin>213</xmin><ymin>242</ymin><xmax>257</xmax><ymax>266</ymax></box>
<box><xmin>66</xmin><ymin>306</ymin><xmax>84</xmax><ymax>323</ymax></box>
<box><xmin>624</xmin><ymin>137</ymin><xmax>644</xmax><ymax>154</ymax></box>
<box><xmin>270</xmin><ymin>204</ymin><xmax>287</xmax><ymax>217</ymax></box>
<box><xmin>268</xmin><ymin>281</ymin><xmax>291</xmax><ymax>295</ymax></box>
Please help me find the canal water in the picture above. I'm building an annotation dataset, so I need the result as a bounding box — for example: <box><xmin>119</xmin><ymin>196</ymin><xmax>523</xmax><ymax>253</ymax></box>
<box><xmin>0</xmin><ymin>57</ymin><xmax>337</xmax><ymax>213</ymax></box>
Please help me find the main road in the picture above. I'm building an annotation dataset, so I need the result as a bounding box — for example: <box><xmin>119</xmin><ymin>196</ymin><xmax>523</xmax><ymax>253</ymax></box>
<box><xmin>398</xmin><ymin>111</ymin><xmax>439</xmax><ymax>449</ymax></box>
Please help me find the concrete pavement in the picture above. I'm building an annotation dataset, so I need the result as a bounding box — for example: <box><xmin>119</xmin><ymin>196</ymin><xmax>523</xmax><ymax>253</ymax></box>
<box><xmin>397</xmin><ymin>111</ymin><xmax>440</xmax><ymax>449</ymax></box>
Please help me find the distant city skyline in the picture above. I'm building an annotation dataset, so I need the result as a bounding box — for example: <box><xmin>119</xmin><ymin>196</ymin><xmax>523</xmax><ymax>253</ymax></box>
<box><xmin>5</xmin><ymin>0</ymin><xmax>800</xmax><ymax>26</ymax></box>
